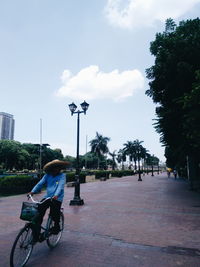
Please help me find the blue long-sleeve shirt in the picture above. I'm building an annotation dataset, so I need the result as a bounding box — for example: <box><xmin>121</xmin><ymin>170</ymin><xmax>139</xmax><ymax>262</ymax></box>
<box><xmin>31</xmin><ymin>173</ymin><xmax>66</xmax><ymax>202</ymax></box>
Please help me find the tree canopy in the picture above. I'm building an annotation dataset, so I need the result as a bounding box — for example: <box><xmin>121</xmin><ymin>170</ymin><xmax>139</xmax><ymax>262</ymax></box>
<box><xmin>0</xmin><ymin>140</ymin><xmax>64</xmax><ymax>171</ymax></box>
<box><xmin>146</xmin><ymin>18</ymin><xmax>200</xmax><ymax>180</ymax></box>
<box><xmin>89</xmin><ymin>132</ymin><xmax>110</xmax><ymax>168</ymax></box>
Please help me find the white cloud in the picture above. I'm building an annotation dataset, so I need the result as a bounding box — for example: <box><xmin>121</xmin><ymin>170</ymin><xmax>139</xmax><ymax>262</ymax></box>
<box><xmin>56</xmin><ymin>65</ymin><xmax>144</xmax><ymax>102</ymax></box>
<box><xmin>104</xmin><ymin>0</ymin><xmax>200</xmax><ymax>29</ymax></box>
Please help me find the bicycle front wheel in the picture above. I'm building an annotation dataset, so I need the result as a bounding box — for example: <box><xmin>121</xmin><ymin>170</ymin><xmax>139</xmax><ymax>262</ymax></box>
<box><xmin>46</xmin><ymin>212</ymin><xmax>64</xmax><ymax>248</ymax></box>
<box><xmin>10</xmin><ymin>225</ymin><xmax>33</xmax><ymax>267</ymax></box>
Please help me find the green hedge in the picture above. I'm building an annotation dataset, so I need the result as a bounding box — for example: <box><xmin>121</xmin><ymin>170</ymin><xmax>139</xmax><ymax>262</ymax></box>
<box><xmin>66</xmin><ymin>172</ymin><xmax>86</xmax><ymax>183</ymax></box>
<box><xmin>0</xmin><ymin>175</ymin><xmax>40</xmax><ymax>195</ymax></box>
<box><xmin>94</xmin><ymin>171</ymin><xmax>110</xmax><ymax>179</ymax></box>
<box><xmin>93</xmin><ymin>169</ymin><xmax>135</xmax><ymax>179</ymax></box>
<box><xmin>110</xmin><ymin>170</ymin><xmax>135</xmax><ymax>177</ymax></box>
<box><xmin>0</xmin><ymin>172</ymin><xmax>87</xmax><ymax>196</ymax></box>
<box><xmin>110</xmin><ymin>170</ymin><xmax>123</xmax><ymax>177</ymax></box>
<box><xmin>121</xmin><ymin>170</ymin><xmax>135</xmax><ymax>176</ymax></box>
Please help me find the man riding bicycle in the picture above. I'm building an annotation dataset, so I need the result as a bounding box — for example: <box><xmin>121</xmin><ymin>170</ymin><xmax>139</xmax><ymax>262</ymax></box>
<box><xmin>28</xmin><ymin>159</ymin><xmax>69</xmax><ymax>243</ymax></box>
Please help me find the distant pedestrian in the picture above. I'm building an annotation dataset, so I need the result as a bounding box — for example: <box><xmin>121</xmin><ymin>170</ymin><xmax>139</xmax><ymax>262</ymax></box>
<box><xmin>167</xmin><ymin>170</ymin><xmax>171</xmax><ymax>178</ymax></box>
<box><xmin>173</xmin><ymin>170</ymin><xmax>177</xmax><ymax>179</ymax></box>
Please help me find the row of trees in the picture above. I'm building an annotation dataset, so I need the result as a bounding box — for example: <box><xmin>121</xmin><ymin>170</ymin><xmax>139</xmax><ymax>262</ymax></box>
<box><xmin>89</xmin><ymin>133</ymin><xmax>159</xmax><ymax>170</ymax></box>
<box><xmin>146</xmin><ymin>18</ymin><xmax>200</xmax><ymax>188</ymax></box>
<box><xmin>0</xmin><ymin>133</ymin><xmax>159</xmax><ymax>172</ymax></box>
<box><xmin>73</xmin><ymin>132</ymin><xmax>159</xmax><ymax>171</ymax></box>
<box><xmin>0</xmin><ymin>140</ymin><xmax>63</xmax><ymax>171</ymax></box>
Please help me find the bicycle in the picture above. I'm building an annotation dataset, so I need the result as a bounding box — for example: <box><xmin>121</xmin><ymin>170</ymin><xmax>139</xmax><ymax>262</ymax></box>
<box><xmin>10</xmin><ymin>195</ymin><xmax>64</xmax><ymax>267</ymax></box>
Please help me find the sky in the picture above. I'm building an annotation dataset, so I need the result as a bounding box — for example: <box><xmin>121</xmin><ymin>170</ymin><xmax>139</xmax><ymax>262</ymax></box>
<box><xmin>0</xmin><ymin>0</ymin><xmax>200</xmax><ymax>163</ymax></box>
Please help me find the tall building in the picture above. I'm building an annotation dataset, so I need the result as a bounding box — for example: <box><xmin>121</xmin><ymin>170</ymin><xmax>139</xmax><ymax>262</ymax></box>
<box><xmin>0</xmin><ymin>112</ymin><xmax>15</xmax><ymax>140</ymax></box>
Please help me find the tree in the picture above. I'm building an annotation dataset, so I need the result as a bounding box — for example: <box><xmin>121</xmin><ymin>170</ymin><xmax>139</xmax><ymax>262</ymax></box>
<box><xmin>132</xmin><ymin>139</ymin><xmax>144</xmax><ymax>180</ymax></box>
<box><xmin>23</xmin><ymin>143</ymin><xmax>64</xmax><ymax>170</ymax></box>
<box><xmin>15</xmin><ymin>149</ymin><xmax>31</xmax><ymax>170</ymax></box>
<box><xmin>80</xmin><ymin>152</ymin><xmax>99</xmax><ymax>169</ymax></box>
<box><xmin>52</xmin><ymin>148</ymin><xmax>64</xmax><ymax>160</ymax></box>
<box><xmin>133</xmin><ymin>139</ymin><xmax>144</xmax><ymax>165</ymax></box>
<box><xmin>40</xmin><ymin>147</ymin><xmax>64</xmax><ymax>167</ymax></box>
<box><xmin>123</xmin><ymin>141</ymin><xmax>135</xmax><ymax>168</ymax></box>
<box><xmin>117</xmin><ymin>149</ymin><xmax>126</xmax><ymax>170</ymax></box>
<box><xmin>64</xmin><ymin>155</ymin><xmax>76</xmax><ymax>169</ymax></box>
<box><xmin>165</xmin><ymin>18</ymin><xmax>176</xmax><ymax>33</ymax></box>
<box><xmin>22</xmin><ymin>143</ymin><xmax>40</xmax><ymax>170</ymax></box>
<box><xmin>0</xmin><ymin>141</ymin><xmax>65</xmax><ymax>171</ymax></box>
<box><xmin>89</xmin><ymin>132</ymin><xmax>110</xmax><ymax>169</ymax></box>
<box><xmin>145</xmin><ymin>152</ymin><xmax>151</xmax><ymax>173</ymax></box>
<box><xmin>109</xmin><ymin>150</ymin><xmax>117</xmax><ymax>170</ymax></box>
<box><xmin>123</xmin><ymin>140</ymin><xmax>149</xmax><ymax>172</ymax></box>
<box><xmin>146</xmin><ymin>18</ymin><xmax>200</xmax><ymax>187</ymax></box>
<box><xmin>140</xmin><ymin>146</ymin><xmax>149</xmax><ymax>172</ymax></box>
<box><xmin>178</xmin><ymin>70</ymin><xmax>200</xmax><ymax>149</ymax></box>
<box><xmin>0</xmin><ymin>140</ymin><xmax>25</xmax><ymax>170</ymax></box>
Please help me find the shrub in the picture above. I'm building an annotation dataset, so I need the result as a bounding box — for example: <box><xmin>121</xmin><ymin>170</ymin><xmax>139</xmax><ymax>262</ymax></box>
<box><xmin>86</xmin><ymin>170</ymin><xmax>95</xmax><ymax>176</ymax></box>
<box><xmin>110</xmin><ymin>170</ymin><xmax>123</xmax><ymax>177</ymax></box>
<box><xmin>122</xmin><ymin>170</ymin><xmax>135</xmax><ymax>176</ymax></box>
<box><xmin>66</xmin><ymin>172</ymin><xmax>86</xmax><ymax>183</ymax></box>
<box><xmin>0</xmin><ymin>175</ymin><xmax>40</xmax><ymax>195</ymax></box>
<box><xmin>95</xmin><ymin>171</ymin><xmax>110</xmax><ymax>179</ymax></box>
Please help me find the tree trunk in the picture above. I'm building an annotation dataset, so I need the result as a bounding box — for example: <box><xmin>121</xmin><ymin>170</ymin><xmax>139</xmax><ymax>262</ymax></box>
<box><xmin>187</xmin><ymin>155</ymin><xmax>200</xmax><ymax>191</ymax></box>
<box><xmin>134</xmin><ymin>160</ymin><xmax>137</xmax><ymax>170</ymax></box>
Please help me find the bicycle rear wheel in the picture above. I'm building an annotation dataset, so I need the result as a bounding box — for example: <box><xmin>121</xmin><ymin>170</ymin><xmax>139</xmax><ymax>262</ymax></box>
<box><xmin>46</xmin><ymin>212</ymin><xmax>64</xmax><ymax>248</ymax></box>
<box><xmin>10</xmin><ymin>225</ymin><xmax>33</xmax><ymax>267</ymax></box>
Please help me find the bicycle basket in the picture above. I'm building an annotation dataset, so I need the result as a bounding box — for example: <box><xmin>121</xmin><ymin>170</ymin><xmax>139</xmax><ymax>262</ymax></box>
<box><xmin>20</xmin><ymin>202</ymin><xmax>39</xmax><ymax>221</ymax></box>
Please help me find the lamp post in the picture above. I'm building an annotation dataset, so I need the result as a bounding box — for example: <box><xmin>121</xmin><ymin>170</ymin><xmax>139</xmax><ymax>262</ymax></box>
<box><xmin>138</xmin><ymin>159</ymin><xmax>142</xmax><ymax>181</ymax></box>
<box><xmin>68</xmin><ymin>101</ymin><xmax>89</xmax><ymax>206</ymax></box>
<box><xmin>151</xmin><ymin>165</ymin><xmax>154</xmax><ymax>176</ymax></box>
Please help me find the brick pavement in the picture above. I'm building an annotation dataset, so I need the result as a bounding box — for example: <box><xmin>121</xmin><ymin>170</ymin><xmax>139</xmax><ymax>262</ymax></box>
<box><xmin>0</xmin><ymin>173</ymin><xmax>200</xmax><ymax>266</ymax></box>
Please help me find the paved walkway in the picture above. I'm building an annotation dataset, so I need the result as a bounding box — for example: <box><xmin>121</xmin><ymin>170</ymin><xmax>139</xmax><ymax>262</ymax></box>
<box><xmin>1</xmin><ymin>173</ymin><xmax>200</xmax><ymax>267</ymax></box>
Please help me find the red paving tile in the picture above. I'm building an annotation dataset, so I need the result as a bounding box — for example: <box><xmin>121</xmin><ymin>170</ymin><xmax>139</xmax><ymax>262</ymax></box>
<box><xmin>1</xmin><ymin>173</ymin><xmax>200</xmax><ymax>266</ymax></box>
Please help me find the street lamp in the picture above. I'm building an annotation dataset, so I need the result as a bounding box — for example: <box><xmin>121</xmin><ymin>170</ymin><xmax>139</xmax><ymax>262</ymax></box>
<box><xmin>68</xmin><ymin>100</ymin><xmax>89</xmax><ymax>205</ymax></box>
<box><xmin>138</xmin><ymin>160</ymin><xmax>142</xmax><ymax>181</ymax></box>
<box><xmin>151</xmin><ymin>165</ymin><xmax>154</xmax><ymax>176</ymax></box>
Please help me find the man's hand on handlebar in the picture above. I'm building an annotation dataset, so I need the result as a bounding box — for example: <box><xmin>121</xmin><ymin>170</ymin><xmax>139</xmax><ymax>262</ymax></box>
<box><xmin>27</xmin><ymin>193</ymin><xmax>58</xmax><ymax>201</ymax></box>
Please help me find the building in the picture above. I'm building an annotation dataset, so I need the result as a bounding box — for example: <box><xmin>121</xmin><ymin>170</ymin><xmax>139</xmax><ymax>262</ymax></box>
<box><xmin>0</xmin><ymin>112</ymin><xmax>15</xmax><ymax>140</ymax></box>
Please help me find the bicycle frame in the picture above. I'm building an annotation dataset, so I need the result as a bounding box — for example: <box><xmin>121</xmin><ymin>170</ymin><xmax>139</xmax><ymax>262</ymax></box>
<box><xmin>10</xmin><ymin>196</ymin><xmax>64</xmax><ymax>267</ymax></box>
<box><xmin>42</xmin><ymin>207</ymin><xmax>64</xmax><ymax>236</ymax></box>
<box><xmin>41</xmin><ymin>213</ymin><xmax>53</xmax><ymax>239</ymax></box>
<box><xmin>27</xmin><ymin>195</ymin><xmax>64</xmax><ymax>242</ymax></box>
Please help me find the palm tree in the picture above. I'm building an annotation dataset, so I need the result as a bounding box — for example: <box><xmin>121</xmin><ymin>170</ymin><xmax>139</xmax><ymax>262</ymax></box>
<box><xmin>89</xmin><ymin>132</ymin><xmax>110</xmax><ymax>169</ymax></box>
<box><xmin>123</xmin><ymin>140</ymin><xmax>142</xmax><ymax>170</ymax></box>
<box><xmin>123</xmin><ymin>141</ymin><xmax>134</xmax><ymax>168</ymax></box>
<box><xmin>109</xmin><ymin>150</ymin><xmax>117</xmax><ymax>170</ymax></box>
<box><xmin>117</xmin><ymin>149</ymin><xmax>126</xmax><ymax>170</ymax></box>
<box><xmin>143</xmin><ymin>151</ymin><xmax>150</xmax><ymax>173</ymax></box>
<box><xmin>145</xmin><ymin>153</ymin><xmax>152</xmax><ymax>173</ymax></box>
<box><xmin>139</xmin><ymin>146</ymin><xmax>149</xmax><ymax>173</ymax></box>
<box><xmin>133</xmin><ymin>139</ymin><xmax>144</xmax><ymax>181</ymax></box>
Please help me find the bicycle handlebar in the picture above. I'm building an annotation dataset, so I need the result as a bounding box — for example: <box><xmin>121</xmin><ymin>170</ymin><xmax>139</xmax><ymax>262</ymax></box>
<box><xmin>27</xmin><ymin>194</ymin><xmax>51</xmax><ymax>204</ymax></box>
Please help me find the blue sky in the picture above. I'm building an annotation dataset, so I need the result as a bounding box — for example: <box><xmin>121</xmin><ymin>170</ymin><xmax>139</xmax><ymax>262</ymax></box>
<box><xmin>1</xmin><ymin>0</ymin><xmax>200</xmax><ymax>163</ymax></box>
